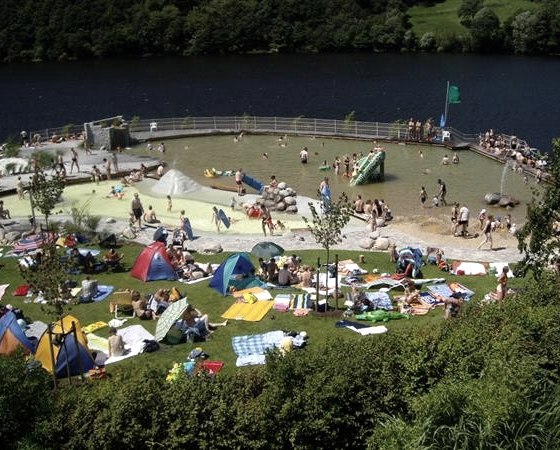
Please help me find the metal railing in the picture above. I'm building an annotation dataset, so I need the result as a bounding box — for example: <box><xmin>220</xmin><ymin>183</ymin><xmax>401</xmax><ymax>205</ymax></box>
<box><xmin>27</xmin><ymin>115</ymin><xmax>539</xmax><ymax>161</ymax></box>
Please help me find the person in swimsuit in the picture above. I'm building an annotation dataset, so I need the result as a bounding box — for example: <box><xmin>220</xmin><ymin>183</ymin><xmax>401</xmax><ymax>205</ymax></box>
<box><xmin>477</xmin><ymin>214</ymin><xmax>493</xmax><ymax>250</ymax></box>
<box><xmin>420</xmin><ymin>187</ymin><xmax>427</xmax><ymax>207</ymax></box>
<box><xmin>496</xmin><ymin>266</ymin><xmax>509</xmax><ymax>301</ymax></box>
<box><xmin>235</xmin><ymin>168</ymin><xmax>244</xmax><ymax>195</ymax></box>
<box><xmin>130</xmin><ymin>193</ymin><xmax>144</xmax><ymax>229</ymax></box>
<box><xmin>69</xmin><ymin>147</ymin><xmax>79</xmax><ymax>174</ymax></box>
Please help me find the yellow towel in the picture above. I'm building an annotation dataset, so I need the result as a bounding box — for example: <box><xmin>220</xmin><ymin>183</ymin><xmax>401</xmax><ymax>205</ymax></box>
<box><xmin>221</xmin><ymin>300</ymin><xmax>273</xmax><ymax>322</ymax></box>
<box><xmin>82</xmin><ymin>321</ymin><xmax>109</xmax><ymax>334</ymax></box>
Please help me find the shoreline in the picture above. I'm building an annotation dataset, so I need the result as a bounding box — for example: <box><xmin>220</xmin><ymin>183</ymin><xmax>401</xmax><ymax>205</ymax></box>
<box><xmin>0</xmin><ymin>142</ymin><xmax>524</xmax><ymax>263</ymax></box>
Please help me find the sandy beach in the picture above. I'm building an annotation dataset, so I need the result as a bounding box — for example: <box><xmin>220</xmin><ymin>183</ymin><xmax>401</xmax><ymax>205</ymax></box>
<box><xmin>0</xmin><ymin>143</ymin><xmax>523</xmax><ymax>263</ymax></box>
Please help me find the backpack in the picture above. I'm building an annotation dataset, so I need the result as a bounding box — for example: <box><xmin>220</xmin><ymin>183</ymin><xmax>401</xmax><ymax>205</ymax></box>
<box><xmin>142</xmin><ymin>339</ymin><xmax>160</xmax><ymax>353</ymax></box>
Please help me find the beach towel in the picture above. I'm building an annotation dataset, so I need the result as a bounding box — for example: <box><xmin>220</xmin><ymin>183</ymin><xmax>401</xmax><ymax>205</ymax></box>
<box><xmin>427</xmin><ymin>283</ymin><xmax>474</xmax><ymax>300</ymax></box>
<box><xmin>273</xmin><ymin>294</ymin><xmax>291</xmax><ymax>312</ymax></box>
<box><xmin>82</xmin><ymin>321</ymin><xmax>109</xmax><ymax>334</ymax></box>
<box><xmin>232</xmin><ymin>330</ymin><xmax>284</xmax><ymax>366</ymax></box>
<box><xmin>363</xmin><ymin>278</ymin><xmax>406</xmax><ymax>290</ymax></box>
<box><xmin>232</xmin><ymin>287</ymin><xmax>273</xmax><ymax>300</ymax></box>
<box><xmin>363</xmin><ymin>292</ymin><xmax>393</xmax><ymax>310</ymax></box>
<box><xmin>452</xmin><ymin>261</ymin><xmax>487</xmax><ymax>276</ymax></box>
<box><xmin>87</xmin><ymin>324</ymin><xmax>155</xmax><ymax>365</ymax></box>
<box><xmin>335</xmin><ymin>320</ymin><xmax>388</xmax><ymax>335</ymax></box>
<box><xmin>0</xmin><ymin>284</ymin><xmax>8</xmax><ymax>302</ymax></box>
<box><xmin>221</xmin><ymin>300</ymin><xmax>273</xmax><ymax>321</ymax></box>
<box><xmin>180</xmin><ymin>274</ymin><xmax>214</xmax><ymax>285</ymax></box>
<box><xmin>13</xmin><ymin>285</ymin><xmax>30</xmax><ymax>296</ymax></box>
<box><xmin>489</xmin><ymin>262</ymin><xmax>515</xmax><ymax>278</ymax></box>
<box><xmin>91</xmin><ymin>285</ymin><xmax>114</xmax><ymax>302</ymax></box>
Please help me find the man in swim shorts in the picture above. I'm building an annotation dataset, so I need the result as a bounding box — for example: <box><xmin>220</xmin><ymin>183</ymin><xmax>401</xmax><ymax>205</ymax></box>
<box><xmin>131</xmin><ymin>193</ymin><xmax>144</xmax><ymax>229</ymax></box>
<box><xmin>299</xmin><ymin>147</ymin><xmax>309</xmax><ymax>164</ymax></box>
<box><xmin>235</xmin><ymin>168</ymin><xmax>244</xmax><ymax>195</ymax></box>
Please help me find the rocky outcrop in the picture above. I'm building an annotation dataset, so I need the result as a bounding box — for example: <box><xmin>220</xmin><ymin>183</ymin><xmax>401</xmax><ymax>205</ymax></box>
<box><xmin>258</xmin><ymin>181</ymin><xmax>298</xmax><ymax>214</ymax></box>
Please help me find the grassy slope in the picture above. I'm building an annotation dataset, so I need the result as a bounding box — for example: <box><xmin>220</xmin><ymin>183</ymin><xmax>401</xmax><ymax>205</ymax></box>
<box><xmin>0</xmin><ymin>242</ymin><xmax>519</xmax><ymax>377</ymax></box>
<box><xmin>408</xmin><ymin>0</ymin><xmax>539</xmax><ymax>38</ymax></box>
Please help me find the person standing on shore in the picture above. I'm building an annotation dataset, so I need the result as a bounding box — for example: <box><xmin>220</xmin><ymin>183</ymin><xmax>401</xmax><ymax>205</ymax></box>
<box><xmin>477</xmin><ymin>214</ymin><xmax>494</xmax><ymax>250</ymax></box>
<box><xmin>235</xmin><ymin>168</ymin><xmax>244</xmax><ymax>196</ymax></box>
<box><xmin>69</xmin><ymin>147</ymin><xmax>79</xmax><ymax>174</ymax></box>
<box><xmin>103</xmin><ymin>158</ymin><xmax>112</xmax><ymax>180</ymax></box>
<box><xmin>131</xmin><ymin>193</ymin><xmax>144</xmax><ymax>229</ymax></box>
<box><xmin>457</xmin><ymin>203</ymin><xmax>470</xmax><ymax>237</ymax></box>
<box><xmin>320</xmin><ymin>177</ymin><xmax>331</xmax><ymax>211</ymax></box>
<box><xmin>111</xmin><ymin>152</ymin><xmax>119</xmax><ymax>173</ymax></box>
<box><xmin>437</xmin><ymin>178</ymin><xmax>448</xmax><ymax>206</ymax></box>
<box><xmin>451</xmin><ymin>202</ymin><xmax>459</xmax><ymax>235</ymax></box>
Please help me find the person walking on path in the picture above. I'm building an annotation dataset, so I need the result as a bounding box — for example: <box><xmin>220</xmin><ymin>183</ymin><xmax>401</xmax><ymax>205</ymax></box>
<box><xmin>212</xmin><ymin>206</ymin><xmax>222</xmax><ymax>233</ymax></box>
<box><xmin>131</xmin><ymin>193</ymin><xmax>144</xmax><ymax>229</ymax></box>
<box><xmin>111</xmin><ymin>152</ymin><xmax>119</xmax><ymax>173</ymax></box>
<box><xmin>437</xmin><ymin>178</ymin><xmax>448</xmax><ymax>206</ymax></box>
<box><xmin>477</xmin><ymin>214</ymin><xmax>494</xmax><ymax>250</ymax></box>
<box><xmin>69</xmin><ymin>147</ymin><xmax>79</xmax><ymax>174</ymax></box>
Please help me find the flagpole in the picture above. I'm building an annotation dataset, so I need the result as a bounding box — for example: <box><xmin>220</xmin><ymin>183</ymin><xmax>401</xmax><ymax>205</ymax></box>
<box><xmin>444</xmin><ymin>80</ymin><xmax>449</xmax><ymax>126</ymax></box>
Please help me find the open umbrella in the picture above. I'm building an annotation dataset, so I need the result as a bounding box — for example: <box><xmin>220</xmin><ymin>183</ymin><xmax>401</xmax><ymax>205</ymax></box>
<box><xmin>251</xmin><ymin>241</ymin><xmax>285</xmax><ymax>259</ymax></box>
<box><xmin>155</xmin><ymin>297</ymin><xmax>189</xmax><ymax>342</ymax></box>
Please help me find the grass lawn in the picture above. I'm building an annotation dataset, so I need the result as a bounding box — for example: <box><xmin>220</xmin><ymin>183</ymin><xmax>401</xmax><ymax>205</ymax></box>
<box><xmin>0</xmin><ymin>241</ymin><xmax>521</xmax><ymax>378</ymax></box>
<box><xmin>408</xmin><ymin>0</ymin><xmax>538</xmax><ymax>38</ymax></box>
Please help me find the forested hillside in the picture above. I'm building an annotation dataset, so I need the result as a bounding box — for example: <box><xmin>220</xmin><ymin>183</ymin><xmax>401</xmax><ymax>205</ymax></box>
<box><xmin>0</xmin><ymin>0</ymin><xmax>559</xmax><ymax>61</ymax></box>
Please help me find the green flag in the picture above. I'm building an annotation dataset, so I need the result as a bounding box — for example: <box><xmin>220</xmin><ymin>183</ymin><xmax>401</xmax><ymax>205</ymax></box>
<box><xmin>448</xmin><ymin>85</ymin><xmax>461</xmax><ymax>104</ymax></box>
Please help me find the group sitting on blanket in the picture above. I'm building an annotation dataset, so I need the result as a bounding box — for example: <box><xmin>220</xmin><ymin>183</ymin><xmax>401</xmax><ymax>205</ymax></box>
<box><xmin>69</xmin><ymin>248</ymin><xmax>105</xmax><ymax>274</ymax></box>
<box><xmin>165</xmin><ymin>246</ymin><xmax>213</xmax><ymax>281</ymax></box>
<box><xmin>173</xmin><ymin>304</ymin><xmax>228</xmax><ymax>342</ymax></box>
<box><xmin>258</xmin><ymin>255</ymin><xmax>303</xmax><ymax>286</ymax></box>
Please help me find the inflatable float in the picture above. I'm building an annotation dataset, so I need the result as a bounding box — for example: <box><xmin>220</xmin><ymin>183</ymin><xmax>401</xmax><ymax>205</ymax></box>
<box><xmin>204</xmin><ymin>168</ymin><xmax>219</xmax><ymax>178</ymax></box>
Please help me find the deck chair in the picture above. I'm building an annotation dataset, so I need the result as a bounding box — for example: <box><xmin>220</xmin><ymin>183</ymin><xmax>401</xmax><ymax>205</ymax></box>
<box><xmin>109</xmin><ymin>291</ymin><xmax>134</xmax><ymax>314</ymax></box>
<box><xmin>442</xmin><ymin>130</ymin><xmax>451</xmax><ymax>142</ymax></box>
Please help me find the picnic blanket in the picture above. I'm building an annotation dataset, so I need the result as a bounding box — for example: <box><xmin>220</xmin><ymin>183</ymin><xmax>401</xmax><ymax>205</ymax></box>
<box><xmin>337</xmin><ymin>260</ymin><xmax>368</xmax><ymax>275</ymax></box>
<box><xmin>221</xmin><ymin>300</ymin><xmax>273</xmax><ymax>321</ymax></box>
<box><xmin>87</xmin><ymin>324</ymin><xmax>155</xmax><ymax>365</ymax></box>
<box><xmin>363</xmin><ymin>292</ymin><xmax>393</xmax><ymax>310</ymax></box>
<box><xmin>427</xmin><ymin>282</ymin><xmax>474</xmax><ymax>300</ymax></box>
<box><xmin>452</xmin><ymin>261</ymin><xmax>487</xmax><ymax>276</ymax></box>
<box><xmin>232</xmin><ymin>330</ymin><xmax>284</xmax><ymax>366</ymax></box>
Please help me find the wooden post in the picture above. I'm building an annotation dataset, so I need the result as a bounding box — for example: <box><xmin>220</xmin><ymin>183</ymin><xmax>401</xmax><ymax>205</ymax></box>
<box><xmin>315</xmin><ymin>257</ymin><xmax>320</xmax><ymax>312</ymax></box>
<box><xmin>72</xmin><ymin>321</ymin><xmax>85</xmax><ymax>381</ymax></box>
<box><xmin>46</xmin><ymin>324</ymin><xmax>58</xmax><ymax>389</ymax></box>
<box><xmin>334</xmin><ymin>254</ymin><xmax>339</xmax><ymax>310</ymax></box>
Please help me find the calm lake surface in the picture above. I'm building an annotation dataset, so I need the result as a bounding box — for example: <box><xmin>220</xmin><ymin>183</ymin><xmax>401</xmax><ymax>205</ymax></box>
<box><xmin>1</xmin><ymin>53</ymin><xmax>560</xmax><ymax>151</ymax></box>
<box><xmin>129</xmin><ymin>134</ymin><xmax>535</xmax><ymax>226</ymax></box>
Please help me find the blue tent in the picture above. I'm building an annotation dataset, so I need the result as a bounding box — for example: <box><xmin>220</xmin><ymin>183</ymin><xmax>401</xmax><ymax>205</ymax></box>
<box><xmin>209</xmin><ymin>252</ymin><xmax>261</xmax><ymax>295</ymax></box>
<box><xmin>0</xmin><ymin>312</ymin><xmax>35</xmax><ymax>355</ymax></box>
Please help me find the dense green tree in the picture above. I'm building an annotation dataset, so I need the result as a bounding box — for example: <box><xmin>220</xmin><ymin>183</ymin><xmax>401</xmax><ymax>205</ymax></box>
<box><xmin>469</xmin><ymin>7</ymin><xmax>503</xmax><ymax>52</ymax></box>
<box><xmin>517</xmin><ymin>139</ymin><xmax>560</xmax><ymax>279</ymax></box>
<box><xmin>458</xmin><ymin>0</ymin><xmax>484</xmax><ymax>28</ymax></box>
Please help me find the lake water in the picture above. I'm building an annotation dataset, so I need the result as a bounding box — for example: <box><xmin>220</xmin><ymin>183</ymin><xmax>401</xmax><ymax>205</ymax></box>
<box><xmin>129</xmin><ymin>134</ymin><xmax>535</xmax><ymax>226</ymax></box>
<box><xmin>1</xmin><ymin>53</ymin><xmax>559</xmax><ymax>151</ymax></box>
